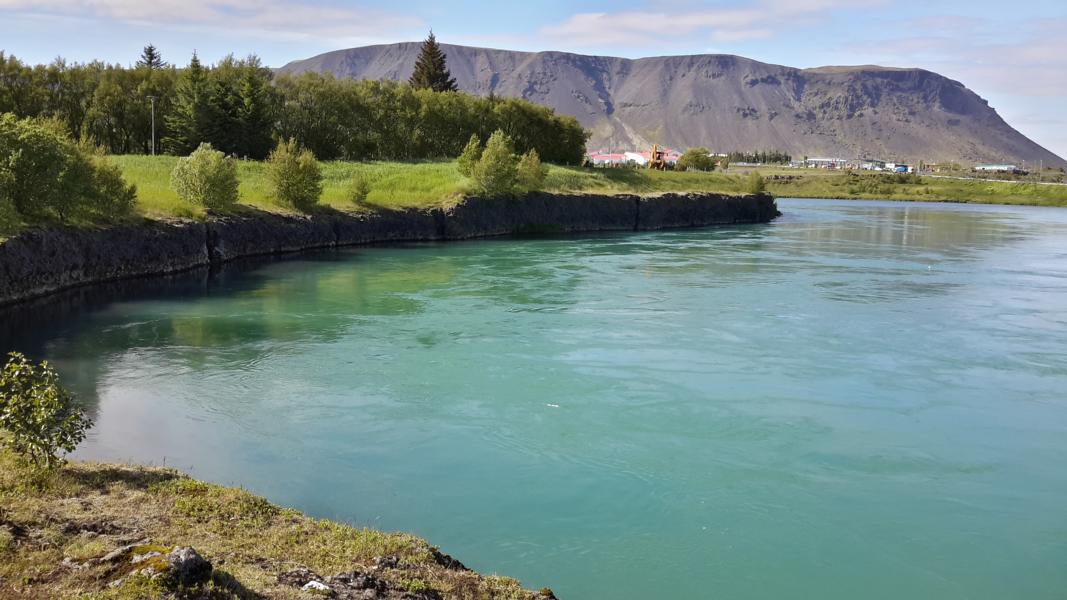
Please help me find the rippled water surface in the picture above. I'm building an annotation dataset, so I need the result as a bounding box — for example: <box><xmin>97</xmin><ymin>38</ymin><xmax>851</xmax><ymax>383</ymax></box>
<box><xmin>3</xmin><ymin>199</ymin><xmax>1066</xmax><ymax>599</ymax></box>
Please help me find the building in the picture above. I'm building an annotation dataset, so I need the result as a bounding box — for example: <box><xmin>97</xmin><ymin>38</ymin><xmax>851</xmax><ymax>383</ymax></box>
<box><xmin>804</xmin><ymin>158</ymin><xmax>848</xmax><ymax>169</ymax></box>
<box><xmin>975</xmin><ymin>164</ymin><xmax>1020</xmax><ymax>173</ymax></box>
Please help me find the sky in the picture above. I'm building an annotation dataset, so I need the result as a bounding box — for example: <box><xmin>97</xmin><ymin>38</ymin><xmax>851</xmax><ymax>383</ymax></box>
<box><xmin>1</xmin><ymin>0</ymin><xmax>1065</xmax><ymax>161</ymax></box>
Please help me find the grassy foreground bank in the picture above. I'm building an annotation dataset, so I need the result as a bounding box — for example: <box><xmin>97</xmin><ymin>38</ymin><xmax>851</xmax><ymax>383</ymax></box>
<box><xmin>111</xmin><ymin>156</ymin><xmax>1067</xmax><ymax>221</ymax></box>
<box><xmin>0</xmin><ymin>447</ymin><xmax>551</xmax><ymax>599</ymax></box>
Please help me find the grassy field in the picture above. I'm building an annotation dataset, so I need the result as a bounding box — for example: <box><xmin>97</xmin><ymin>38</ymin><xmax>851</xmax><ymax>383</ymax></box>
<box><xmin>0</xmin><ymin>446</ymin><xmax>549</xmax><ymax>599</ymax></box>
<box><xmin>113</xmin><ymin>155</ymin><xmax>1067</xmax><ymax>220</ymax></box>
<box><xmin>3</xmin><ymin>157</ymin><xmax>1065</xmax><ymax>237</ymax></box>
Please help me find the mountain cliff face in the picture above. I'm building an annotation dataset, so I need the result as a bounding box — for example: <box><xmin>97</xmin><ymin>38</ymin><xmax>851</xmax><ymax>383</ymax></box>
<box><xmin>278</xmin><ymin>43</ymin><xmax>1065</xmax><ymax>167</ymax></box>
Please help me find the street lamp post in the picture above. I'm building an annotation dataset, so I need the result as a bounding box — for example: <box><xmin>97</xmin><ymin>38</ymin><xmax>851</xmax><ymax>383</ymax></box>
<box><xmin>147</xmin><ymin>95</ymin><xmax>157</xmax><ymax>155</ymax></box>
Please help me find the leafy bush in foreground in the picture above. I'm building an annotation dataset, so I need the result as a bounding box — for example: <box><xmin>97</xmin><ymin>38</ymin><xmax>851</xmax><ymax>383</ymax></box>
<box><xmin>170</xmin><ymin>143</ymin><xmax>239</xmax><ymax>210</ymax></box>
<box><xmin>457</xmin><ymin>134</ymin><xmax>482</xmax><ymax>177</ymax></box>
<box><xmin>0</xmin><ymin>352</ymin><xmax>91</xmax><ymax>472</ymax></box>
<box><xmin>745</xmin><ymin>171</ymin><xmax>766</xmax><ymax>194</ymax></box>
<box><xmin>0</xmin><ymin>114</ymin><xmax>136</xmax><ymax>223</ymax></box>
<box><xmin>517</xmin><ymin>149</ymin><xmax>546</xmax><ymax>192</ymax></box>
<box><xmin>677</xmin><ymin>147</ymin><xmax>716</xmax><ymax>172</ymax></box>
<box><xmin>267</xmin><ymin>138</ymin><xmax>322</xmax><ymax>212</ymax></box>
<box><xmin>471</xmin><ymin>130</ymin><xmax>518</xmax><ymax>198</ymax></box>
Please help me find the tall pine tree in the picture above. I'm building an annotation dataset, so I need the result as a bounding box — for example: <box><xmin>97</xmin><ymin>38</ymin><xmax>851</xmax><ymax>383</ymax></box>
<box><xmin>163</xmin><ymin>53</ymin><xmax>217</xmax><ymax>154</ymax></box>
<box><xmin>408</xmin><ymin>32</ymin><xmax>457</xmax><ymax>93</ymax></box>
<box><xmin>137</xmin><ymin>44</ymin><xmax>167</xmax><ymax>70</ymax></box>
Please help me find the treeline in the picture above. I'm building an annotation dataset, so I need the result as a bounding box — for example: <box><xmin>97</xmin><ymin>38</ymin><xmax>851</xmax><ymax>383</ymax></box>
<box><xmin>726</xmin><ymin>150</ymin><xmax>792</xmax><ymax>164</ymax></box>
<box><xmin>0</xmin><ymin>50</ymin><xmax>588</xmax><ymax>164</ymax></box>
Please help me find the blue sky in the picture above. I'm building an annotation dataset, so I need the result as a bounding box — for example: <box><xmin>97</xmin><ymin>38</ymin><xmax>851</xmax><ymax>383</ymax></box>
<box><xmin>2</xmin><ymin>0</ymin><xmax>1065</xmax><ymax>160</ymax></box>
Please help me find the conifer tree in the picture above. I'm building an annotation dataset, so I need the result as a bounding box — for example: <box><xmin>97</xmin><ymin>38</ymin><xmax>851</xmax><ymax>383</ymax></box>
<box><xmin>409</xmin><ymin>32</ymin><xmax>457</xmax><ymax>93</ymax></box>
<box><xmin>137</xmin><ymin>44</ymin><xmax>167</xmax><ymax>70</ymax></box>
<box><xmin>163</xmin><ymin>53</ymin><xmax>216</xmax><ymax>155</ymax></box>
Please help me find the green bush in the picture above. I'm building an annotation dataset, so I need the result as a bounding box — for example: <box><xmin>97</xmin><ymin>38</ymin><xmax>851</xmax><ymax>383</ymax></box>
<box><xmin>267</xmin><ymin>138</ymin><xmax>322</xmax><ymax>212</ymax></box>
<box><xmin>0</xmin><ymin>114</ymin><xmax>136</xmax><ymax>223</ymax></box>
<box><xmin>0</xmin><ymin>352</ymin><xmax>92</xmax><ymax>471</ymax></box>
<box><xmin>170</xmin><ymin>143</ymin><xmax>239</xmax><ymax>210</ymax></box>
<box><xmin>471</xmin><ymin>130</ymin><xmax>518</xmax><ymax>198</ymax></box>
<box><xmin>517</xmin><ymin>148</ymin><xmax>546</xmax><ymax>192</ymax></box>
<box><xmin>745</xmin><ymin>171</ymin><xmax>766</xmax><ymax>194</ymax></box>
<box><xmin>456</xmin><ymin>134</ymin><xmax>482</xmax><ymax>177</ymax></box>
<box><xmin>347</xmin><ymin>172</ymin><xmax>373</xmax><ymax>204</ymax></box>
<box><xmin>677</xmin><ymin>147</ymin><xmax>716</xmax><ymax>172</ymax></box>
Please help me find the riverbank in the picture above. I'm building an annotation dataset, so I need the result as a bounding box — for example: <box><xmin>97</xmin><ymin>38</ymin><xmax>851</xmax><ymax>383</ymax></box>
<box><xmin>0</xmin><ymin>192</ymin><xmax>778</xmax><ymax>306</ymax></box>
<box><xmin>0</xmin><ymin>447</ymin><xmax>552</xmax><ymax>599</ymax></box>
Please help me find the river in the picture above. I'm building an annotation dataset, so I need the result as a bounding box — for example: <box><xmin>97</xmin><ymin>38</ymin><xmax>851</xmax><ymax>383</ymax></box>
<box><xmin>2</xmin><ymin>198</ymin><xmax>1065</xmax><ymax>599</ymax></box>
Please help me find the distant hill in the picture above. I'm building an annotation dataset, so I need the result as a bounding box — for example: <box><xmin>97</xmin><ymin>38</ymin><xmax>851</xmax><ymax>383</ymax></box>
<box><xmin>278</xmin><ymin>42</ymin><xmax>1066</xmax><ymax>167</ymax></box>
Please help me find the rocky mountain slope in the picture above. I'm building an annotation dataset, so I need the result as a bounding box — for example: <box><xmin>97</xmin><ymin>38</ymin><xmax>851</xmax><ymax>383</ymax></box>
<box><xmin>278</xmin><ymin>43</ymin><xmax>1065</xmax><ymax>167</ymax></box>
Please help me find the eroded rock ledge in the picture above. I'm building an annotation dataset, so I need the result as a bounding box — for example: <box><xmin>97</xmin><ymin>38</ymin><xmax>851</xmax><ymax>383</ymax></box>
<box><xmin>0</xmin><ymin>192</ymin><xmax>778</xmax><ymax>305</ymax></box>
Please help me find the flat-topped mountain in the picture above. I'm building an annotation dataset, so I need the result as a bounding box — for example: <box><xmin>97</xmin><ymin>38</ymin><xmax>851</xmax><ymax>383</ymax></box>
<box><xmin>278</xmin><ymin>42</ymin><xmax>1065</xmax><ymax>167</ymax></box>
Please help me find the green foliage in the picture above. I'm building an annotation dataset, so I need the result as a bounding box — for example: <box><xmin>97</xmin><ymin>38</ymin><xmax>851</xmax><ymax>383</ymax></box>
<box><xmin>726</xmin><ymin>150</ymin><xmax>792</xmax><ymax>164</ymax></box>
<box><xmin>136</xmin><ymin>44</ymin><xmax>167</xmax><ymax>70</ymax></box>
<box><xmin>516</xmin><ymin>148</ymin><xmax>546</xmax><ymax>192</ymax></box>
<box><xmin>745</xmin><ymin>171</ymin><xmax>766</xmax><ymax>194</ymax></box>
<box><xmin>677</xmin><ymin>147</ymin><xmax>716</xmax><ymax>172</ymax></box>
<box><xmin>267</xmin><ymin>138</ymin><xmax>322</xmax><ymax>212</ymax></box>
<box><xmin>0</xmin><ymin>352</ymin><xmax>92</xmax><ymax>472</ymax></box>
<box><xmin>0</xmin><ymin>114</ymin><xmax>135</xmax><ymax>223</ymax></box>
<box><xmin>409</xmin><ymin>32</ymin><xmax>458</xmax><ymax>93</ymax></box>
<box><xmin>457</xmin><ymin>134</ymin><xmax>482</xmax><ymax>177</ymax></box>
<box><xmin>347</xmin><ymin>172</ymin><xmax>374</xmax><ymax>205</ymax></box>
<box><xmin>1</xmin><ymin>50</ymin><xmax>587</xmax><ymax>165</ymax></box>
<box><xmin>471</xmin><ymin>130</ymin><xmax>518</xmax><ymax>197</ymax></box>
<box><xmin>170</xmin><ymin>143</ymin><xmax>238</xmax><ymax>210</ymax></box>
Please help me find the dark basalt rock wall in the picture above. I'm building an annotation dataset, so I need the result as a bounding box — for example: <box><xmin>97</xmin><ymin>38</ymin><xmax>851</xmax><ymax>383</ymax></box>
<box><xmin>0</xmin><ymin>193</ymin><xmax>777</xmax><ymax>305</ymax></box>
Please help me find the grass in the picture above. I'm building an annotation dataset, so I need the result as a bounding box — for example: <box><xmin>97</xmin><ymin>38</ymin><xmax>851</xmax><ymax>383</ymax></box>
<box><xmin>0</xmin><ymin>446</ymin><xmax>549</xmax><ymax>599</ymax></box>
<box><xmin>739</xmin><ymin>166</ymin><xmax>1067</xmax><ymax>206</ymax></box>
<box><xmin>4</xmin><ymin>156</ymin><xmax>1064</xmax><ymax>239</ymax></box>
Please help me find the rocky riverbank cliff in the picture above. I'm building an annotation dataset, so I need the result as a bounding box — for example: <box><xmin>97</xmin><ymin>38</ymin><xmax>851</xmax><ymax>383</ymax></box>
<box><xmin>0</xmin><ymin>192</ymin><xmax>778</xmax><ymax>305</ymax></box>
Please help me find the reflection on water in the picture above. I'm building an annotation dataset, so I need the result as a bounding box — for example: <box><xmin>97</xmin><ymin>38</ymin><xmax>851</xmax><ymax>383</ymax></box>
<box><xmin>2</xmin><ymin>199</ymin><xmax>1067</xmax><ymax>600</ymax></box>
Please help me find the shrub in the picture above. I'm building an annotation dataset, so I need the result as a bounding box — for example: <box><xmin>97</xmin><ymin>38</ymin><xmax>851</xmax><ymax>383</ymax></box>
<box><xmin>0</xmin><ymin>352</ymin><xmax>92</xmax><ymax>471</ymax></box>
<box><xmin>0</xmin><ymin>114</ymin><xmax>136</xmax><ymax>223</ymax></box>
<box><xmin>677</xmin><ymin>147</ymin><xmax>716</xmax><ymax>172</ymax></box>
<box><xmin>471</xmin><ymin>130</ymin><xmax>518</xmax><ymax>198</ymax></box>
<box><xmin>267</xmin><ymin>138</ymin><xmax>322</xmax><ymax>212</ymax></box>
<box><xmin>516</xmin><ymin>148</ymin><xmax>546</xmax><ymax>192</ymax></box>
<box><xmin>456</xmin><ymin>134</ymin><xmax>482</xmax><ymax>177</ymax></box>
<box><xmin>745</xmin><ymin>171</ymin><xmax>766</xmax><ymax>194</ymax></box>
<box><xmin>170</xmin><ymin>143</ymin><xmax>239</xmax><ymax>210</ymax></box>
<box><xmin>347</xmin><ymin>172</ymin><xmax>373</xmax><ymax>204</ymax></box>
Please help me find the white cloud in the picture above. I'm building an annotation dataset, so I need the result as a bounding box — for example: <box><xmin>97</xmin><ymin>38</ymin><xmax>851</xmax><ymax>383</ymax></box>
<box><xmin>540</xmin><ymin>0</ymin><xmax>871</xmax><ymax>48</ymax></box>
<box><xmin>0</xmin><ymin>0</ymin><xmax>421</xmax><ymax>39</ymax></box>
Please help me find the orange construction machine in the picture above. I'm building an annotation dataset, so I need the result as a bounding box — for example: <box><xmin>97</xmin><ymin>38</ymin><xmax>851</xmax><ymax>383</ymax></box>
<box><xmin>648</xmin><ymin>144</ymin><xmax>668</xmax><ymax>171</ymax></box>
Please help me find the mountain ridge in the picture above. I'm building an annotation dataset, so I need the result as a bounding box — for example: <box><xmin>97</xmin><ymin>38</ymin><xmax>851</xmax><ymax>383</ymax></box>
<box><xmin>278</xmin><ymin>42</ymin><xmax>1066</xmax><ymax>168</ymax></box>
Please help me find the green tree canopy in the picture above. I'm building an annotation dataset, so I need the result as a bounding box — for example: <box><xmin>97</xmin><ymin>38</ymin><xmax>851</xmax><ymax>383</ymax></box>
<box><xmin>137</xmin><ymin>44</ymin><xmax>167</xmax><ymax>70</ymax></box>
<box><xmin>409</xmin><ymin>32</ymin><xmax>458</xmax><ymax>93</ymax></box>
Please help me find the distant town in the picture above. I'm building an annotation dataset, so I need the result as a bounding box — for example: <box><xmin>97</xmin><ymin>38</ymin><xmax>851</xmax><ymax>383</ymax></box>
<box><xmin>587</xmin><ymin>148</ymin><xmax>1049</xmax><ymax>177</ymax></box>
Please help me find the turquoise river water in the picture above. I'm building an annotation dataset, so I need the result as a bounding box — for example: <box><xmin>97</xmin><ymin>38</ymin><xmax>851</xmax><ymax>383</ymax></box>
<box><xmin>2</xmin><ymin>199</ymin><xmax>1066</xmax><ymax>599</ymax></box>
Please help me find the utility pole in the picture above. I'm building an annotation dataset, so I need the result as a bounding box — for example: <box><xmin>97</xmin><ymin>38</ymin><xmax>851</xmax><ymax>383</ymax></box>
<box><xmin>147</xmin><ymin>95</ymin><xmax>157</xmax><ymax>156</ymax></box>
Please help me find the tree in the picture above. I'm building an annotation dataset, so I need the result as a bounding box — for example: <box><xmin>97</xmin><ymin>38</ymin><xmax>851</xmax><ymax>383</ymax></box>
<box><xmin>0</xmin><ymin>114</ymin><xmax>135</xmax><ymax>223</ymax></box>
<box><xmin>745</xmin><ymin>171</ymin><xmax>766</xmax><ymax>194</ymax></box>
<box><xmin>409</xmin><ymin>32</ymin><xmax>457</xmax><ymax>93</ymax></box>
<box><xmin>267</xmin><ymin>138</ymin><xmax>323</xmax><ymax>212</ymax></box>
<box><xmin>471</xmin><ymin>129</ymin><xmax>518</xmax><ymax>197</ymax></box>
<box><xmin>516</xmin><ymin>148</ymin><xmax>546</xmax><ymax>191</ymax></box>
<box><xmin>457</xmin><ymin>134</ymin><xmax>482</xmax><ymax>177</ymax></box>
<box><xmin>164</xmin><ymin>53</ymin><xmax>217</xmax><ymax>155</ymax></box>
<box><xmin>677</xmin><ymin>147</ymin><xmax>716</xmax><ymax>172</ymax></box>
<box><xmin>170</xmin><ymin>143</ymin><xmax>239</xmax><ymax>210</ymax></box>
<box><xmin>137</xmin><ymin>44</ymin><xmax>167</xmax><ymax>70</ymax></box>
<box><xmin>0</xmin><ymin>352</ymin><xmax>92</xmax><ymax>471</ymax></box>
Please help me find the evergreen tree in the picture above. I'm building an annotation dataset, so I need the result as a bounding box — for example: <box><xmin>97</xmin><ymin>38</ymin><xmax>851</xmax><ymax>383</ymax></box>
<box><xmin>163</xmin><ymin>53</ymin><xmax>216</xmax><ymax>155</ymax></box>
<box><xmin>408</xmin><ymin>32</ymin><xmax>457</xmax><ymax>93</ymax></box>
<box><xmin>137</xmin><ymin>44</ymin><xmax>167</xmax><ymax>70</ymax></box>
